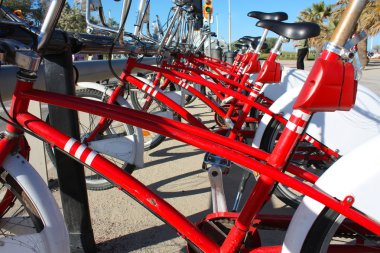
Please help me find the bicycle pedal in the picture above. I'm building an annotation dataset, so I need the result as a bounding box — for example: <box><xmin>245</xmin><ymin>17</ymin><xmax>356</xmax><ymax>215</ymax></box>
<box><xmin>224</xmin><ymin>118</ymin><xmax>234</xmax><ymax>129</ymax></box>
<box><xmin>203</xmin><ymin>152</ymin><xmax>231</xmax><ymax>173</ymax></box>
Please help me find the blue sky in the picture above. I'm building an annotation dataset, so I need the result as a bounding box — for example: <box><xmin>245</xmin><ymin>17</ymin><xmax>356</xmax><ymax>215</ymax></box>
<box><xmin>70</xmin><ymin>0</ymin><xmax>379</xmax><ymax>52</ymax></box>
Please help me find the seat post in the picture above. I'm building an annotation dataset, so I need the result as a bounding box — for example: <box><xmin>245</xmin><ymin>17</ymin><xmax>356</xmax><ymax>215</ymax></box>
<box><xmin>255</xmin><ymin>29</ymin><xmax>269</xmax><ymax>54</ymax></box>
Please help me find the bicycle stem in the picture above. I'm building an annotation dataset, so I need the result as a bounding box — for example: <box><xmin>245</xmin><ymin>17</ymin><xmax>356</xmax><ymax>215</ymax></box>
<box><xmin>330</xmin><ymin>0</ymin><xmax>368</xmax><ymax>47</ymax></box>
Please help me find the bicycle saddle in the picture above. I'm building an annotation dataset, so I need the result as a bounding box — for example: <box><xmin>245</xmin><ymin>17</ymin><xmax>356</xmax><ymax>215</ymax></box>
<box><xmin>247</xmin><ymin>11</ymin><xmax>288</xmax><ymax>21</ymax></box>
<box><xmin>239</xmin><ymin>37</ymin><xmax>258</xmax><ymax>49</ymax></box>
<box><xmin>210</xmin><ymin>32</ymin><xmax>217</xmax><ymax>37</ymax></box>
<box><xmin>256</xmin><ymin>20</ymin><xmax>320</xmax><ymax>40</ymax></box>
<box><xmin>238</xmin><ymin>37</ymin><xmax>253</xmax><ymax>44</ymax></box>
<box><xmin>241</xmin><ymin>36</ymin><xmax>268</xmax><ymax>50</ymax></box>
<box><xmin>242</xmin><ymin>36</ymin><xmax>261</xmax><ymax>43</ymax></box>
<box><xmin>175</xmin><ymin>0</ymin><xmax>192</xmax><ymax>7</ymax></box>
<box><xmin>234</xmin><ymin>43</ymin><xmax>248</xmax><ymax>50</ymax></box>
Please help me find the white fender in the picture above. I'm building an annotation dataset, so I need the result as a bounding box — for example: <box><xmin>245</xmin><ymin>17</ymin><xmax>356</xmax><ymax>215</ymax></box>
<box><xmin>247</xmin><ymin>67</ymin><xmax>308</xmax><ymax>98</ymax></box>
<box><xmin>260</xmin><ymin>67</ymin><xmax>309</xmax><ymax>101</ymax></box>
<box><xmin>2</xmin><ymin>154</ymin><xmax>69</xmax><ymax>253</ymax></box>
<box><xmin>282</xmin><ymin>135</ymin><xmax>380</xmax><ymax>252</ymax></box>
<box><xmin>77</xmin><ymin>82</ymin><xmax>144</xmax><ymax>168</ymax></box>
<box><xmin>252</xmin><ymin>84</ymin><xmax>380</xmax><ymax>155</ymax></box>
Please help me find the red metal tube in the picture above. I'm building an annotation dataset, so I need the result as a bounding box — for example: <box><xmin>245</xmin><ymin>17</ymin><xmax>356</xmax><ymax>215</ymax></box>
<box><xmin>21</xmin><ymin>89</ymin><xmax>380</xmax><ymax>237</ymax></box>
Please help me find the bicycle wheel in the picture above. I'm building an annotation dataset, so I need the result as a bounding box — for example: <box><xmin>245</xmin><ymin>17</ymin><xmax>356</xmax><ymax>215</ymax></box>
<box><xmin>45</xmin><ymin>88</ymin><xmax>136</xmax><ymax>191</ymax></box>
<box><xmin>0</xmin><ymin>167</ymin><xmax>46</xmax><ymax>251</ymax></box>
<box><xmin>260</xmin><ymin>118</ymin><xmax>333</xmax><ymax>208</ymax></box>
<box><xmin>183</xmin><ymin>83</ymin><xmax>205</xmax><ymax>105</ymax></box>
<box><xmin>301</xmin><ymin>207</ymin><xmax>380</xmax><ymax>252</ymax></box>
<box><xmin>130</xmin><ymin>89</ymin><xmax>168</xmax><ymax>151</ymax></box>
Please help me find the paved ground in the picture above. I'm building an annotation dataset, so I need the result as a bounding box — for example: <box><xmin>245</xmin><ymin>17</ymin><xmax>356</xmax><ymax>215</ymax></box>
<box><xmin>45</xmin><ymin>59</ymin><xmax>379</xmax><ymax>252</ymax></box>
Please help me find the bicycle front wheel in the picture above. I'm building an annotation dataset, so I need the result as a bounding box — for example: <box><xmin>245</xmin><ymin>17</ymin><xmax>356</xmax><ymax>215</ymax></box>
<box><xmin>0</xmin><ymin>167</ymin><xmax>51</xmax><ymax>252</ymax></box>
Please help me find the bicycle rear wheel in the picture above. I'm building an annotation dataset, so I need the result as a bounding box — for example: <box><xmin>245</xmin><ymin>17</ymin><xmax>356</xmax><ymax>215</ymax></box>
<box><xmin>130</xmin><ymin>89</ymin><xmax>167</xmax><ymax>150</ymax></box>
<box><xmin>301</xmin><ymin>207</ymin><xmax>380</xmax><ymax>252</ymax></box>
<box><xmin>260</xmin><ymin>118</ymin><xmax>333</xmax><ymax>208</ymax></box>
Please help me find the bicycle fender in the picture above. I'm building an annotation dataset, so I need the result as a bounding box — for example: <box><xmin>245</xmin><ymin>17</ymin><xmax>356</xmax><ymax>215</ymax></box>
<box><xmin>251</xmin><ymin>86</ymin><xmax>299</xmax><ymax>149</ymax></box>
<box><xmin>282</xmin><ymin>135</ymin><xmax>380</xmax><ymax>253</ymax></box>
<box><xmin>77</xmin><ymin>82</ymin><xmax>144</xmax><ymax>168</ymax></box>
<box><xmin>253</xmin><ymin>84</ymin><xmax>380</xmax><ymax>155</ymax></box>
<box><xmin>251</xmin><ymin>68</ymin><xmax>308</xmax><ymax>149</ymax></box>
<box><xmin>260</xmin><ymin>67</ymin><xmax>309</xmax><ymax>102</ymax></box>
<box><xmin>3</xmin><ymin>153</ymin><xmax>70</xmax><ymax>253</ymax></box>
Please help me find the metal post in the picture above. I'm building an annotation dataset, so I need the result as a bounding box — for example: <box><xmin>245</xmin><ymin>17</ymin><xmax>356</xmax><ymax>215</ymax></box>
<box><xmin>228</xmin><ymin>0</ymin><xmax>231</xmax><ymax>51</ymax></box>
<box><xmin>208</xmin><ymin>15</ymin><xmax>212</xmax><ymax>57</ymax></box>
<box><xmin>192</xmin><ymin>0</ymin><xmax>203</xmax><ymax>30</ymax></box>
<box><xmin>44</xmin><ymin>50</ymin><xmax>96</xmax><ymax>253</ymax></box>
<box><xmin>216</xmin><ymin>14</ymin><xmax>219</xmax><ymax>38</ymax></box>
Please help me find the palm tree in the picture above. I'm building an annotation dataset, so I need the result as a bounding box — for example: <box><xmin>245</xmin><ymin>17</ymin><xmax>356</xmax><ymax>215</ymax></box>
<box><xmin>331</xmin><ymin>0</ymin><xmax>380</xmax><ymax>66</ymax></box>
<box><xmin>356</xmin><ymin>0</ymin><xmax>380</xmax><ymax>66</ymax></box>
<box><xmin>298</xmin><ymin>2</ymin><xmax>333</xmax><ymax>54</ymax></box>
<box><xmin>298</xmin><ymin>2</ymin><xmax>332</xmax><ymax>23</ymax></box>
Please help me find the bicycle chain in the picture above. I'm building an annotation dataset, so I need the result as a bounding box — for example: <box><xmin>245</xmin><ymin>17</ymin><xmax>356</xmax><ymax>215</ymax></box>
<box><xmin>200</xmin><ymin>217</ymin><xmax>380</xmax><ymax>248</ymax></box>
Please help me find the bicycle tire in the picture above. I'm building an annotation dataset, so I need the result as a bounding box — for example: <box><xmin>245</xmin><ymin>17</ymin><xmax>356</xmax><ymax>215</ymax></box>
<box><xmin>301</xmin><ymin>207</ymin><xmax>380</xmax><ymax>252</ymax></box>
<box><xmin>185</xmin><ymin>85</ymin><xmax>206</xmax><ymax>105</ymax></box>
<box><xmin>0</xmin><ymin>167</ymin><xmax>47</xmax><ymax>251</ymax></box>
<box><xmin>130</xmin><ymin>89</ymin><xmax>167</xmax><ymax>150</ymax></box>
<box><xmin>45</xmin><ymin>88</ymin><xmax>136</xmax><ymax>191</ymax></box>
<box><xmin>184</xmin><ymin>94</ymin><xmax>197</xmax><ymax>105</ymax></box>
<box><xmin>260</xmin><ymin>118</ymin><xmax>330</xmax><ymax>208</ymax></box>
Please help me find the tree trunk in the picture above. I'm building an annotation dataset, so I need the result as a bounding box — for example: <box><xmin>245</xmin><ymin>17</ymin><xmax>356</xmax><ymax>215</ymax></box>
<box><xmin>358</xmin><ymin>38</ymin><xmax>369</xmax><ymax>67</ymax></box>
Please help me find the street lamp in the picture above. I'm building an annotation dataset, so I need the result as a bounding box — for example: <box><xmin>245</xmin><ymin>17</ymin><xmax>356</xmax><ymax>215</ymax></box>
<box><xmin>228</xmin><ymin>0</ymin><xmax>231</xmax><ymax>51</ymax></box>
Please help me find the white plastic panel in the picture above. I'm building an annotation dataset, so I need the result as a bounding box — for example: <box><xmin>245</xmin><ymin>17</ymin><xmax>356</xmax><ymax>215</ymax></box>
<box><xmin>283</xmin><ymin>135</ymin><xmax>380</xmax><ymax>252</ymax></box>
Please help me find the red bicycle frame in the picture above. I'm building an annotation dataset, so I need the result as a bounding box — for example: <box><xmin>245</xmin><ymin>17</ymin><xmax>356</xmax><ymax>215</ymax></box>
<box><xmin>122</xmin><ymin>57</ymin><xmax>339</xmax><ymax>160</ymax></box>
<box><xmin>2</xmin><ymin>45</ymin><xmax>379</xmax><ymax>251</ymax></box>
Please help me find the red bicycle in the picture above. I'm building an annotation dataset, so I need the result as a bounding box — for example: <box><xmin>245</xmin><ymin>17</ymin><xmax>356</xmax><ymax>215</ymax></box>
<box><xmin>0</xmin><ymin>0</ymin><xmax>379</xmax><ymax>252</ymax></box>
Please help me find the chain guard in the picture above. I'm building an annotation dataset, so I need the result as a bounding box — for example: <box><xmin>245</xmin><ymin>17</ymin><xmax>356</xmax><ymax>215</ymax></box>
<box><xmin>187</xmin><ymin>212</ymin><xmax>261</xmax><ymax>252</ymax></box>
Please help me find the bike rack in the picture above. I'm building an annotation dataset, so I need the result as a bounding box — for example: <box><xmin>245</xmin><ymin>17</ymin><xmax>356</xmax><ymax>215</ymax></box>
<box><xmin>44</xmin><ymin>49</ymin><xmax>97</xmax><ymax>253</ymax></box>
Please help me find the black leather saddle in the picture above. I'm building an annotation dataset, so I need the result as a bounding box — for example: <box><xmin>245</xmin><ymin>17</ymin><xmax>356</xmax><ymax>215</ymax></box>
<box><xmin>247</xmin><ymin>11</ymin><xmax>288</xmax><ymax>21</ymax></box>
<box><xmin>239</xmin><ymin>37</ymin><xmax>268</xmax><ymax>50</ymax></box>
<box><xmin>174</xmin><ymin>0</ymin><xmax>192</xmax><ymax>7</ymax></box>
<box><xmin>242</xmin><ymin>36</ymin><xmax>261</xmax><ymax>44</ymax></box>
<box><xmin>234</xmin><ymin>43</ymin><xmax>249</xmax><ymax>50</ymax></box>
<box><xmin>256</xmin><ymin>20</ymin><xmax>320</xmax><ymax>40</ymax></box>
